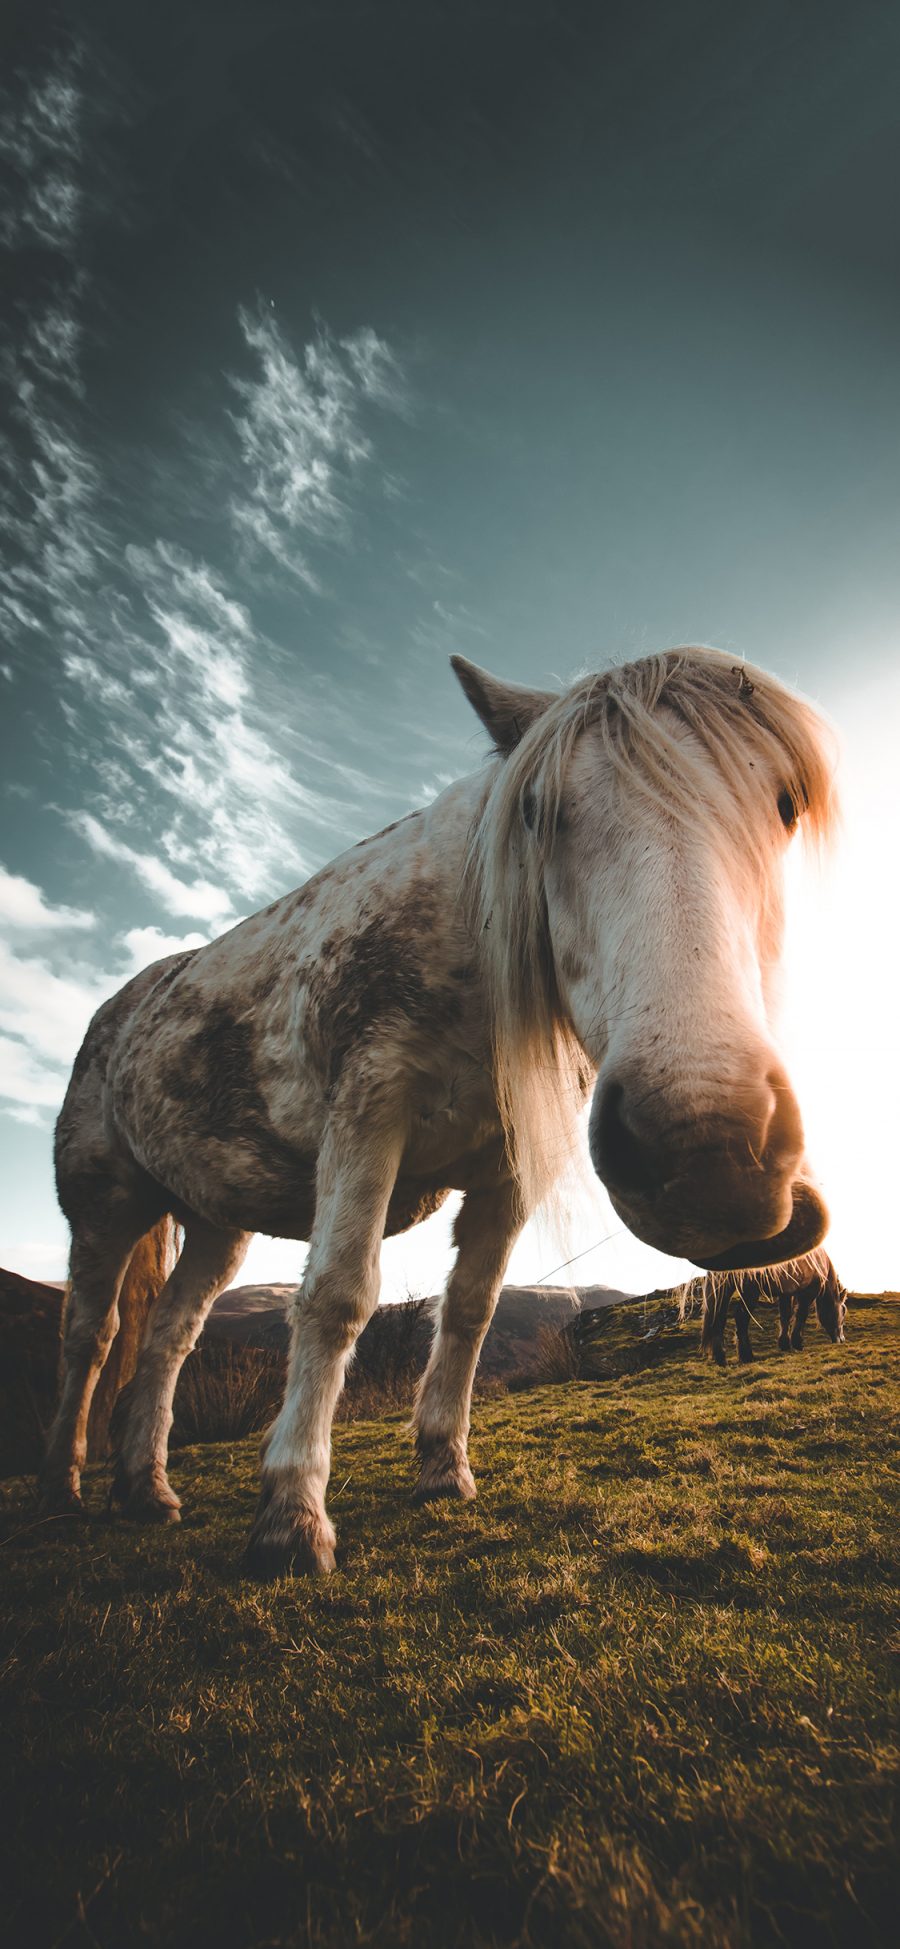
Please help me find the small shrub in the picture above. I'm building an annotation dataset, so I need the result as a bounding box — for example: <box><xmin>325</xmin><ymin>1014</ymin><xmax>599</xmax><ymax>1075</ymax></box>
<box><xmin>510</xmin><ymin>1317</ymin><xmax>580</xmax><ymax>1395</ymax></box>
<box><xmin>171</xmin><ymin>1345</ymin><xmax>285</xmax><ymax>1447</ymax></box>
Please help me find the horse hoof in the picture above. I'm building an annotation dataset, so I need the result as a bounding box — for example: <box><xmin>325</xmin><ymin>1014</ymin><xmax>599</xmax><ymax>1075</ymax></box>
<box><xmin>241</xmin><ymin>1533</ymin><xmax>336</xmax><ymax>1580</ymax></box>
<box><xmin>124</xmin><ymin>1499</ymin><xmax>182</xmax><ymax>1525</ymax></box>
<box><xmin>113</xmin><ymin>1487</ymin><xmax>182</xmax><ymax>1524</ymax></box>
<box><xmin>413</xmin><ymin>1437</ymin><xmax>477</xmax><ymax>1502</ymax></box>
<box><xmin>414</xmin><ymin>1475</ymin><xmax>477</xmax><ymax>1504</ymax></box>
<box><xmin>111</xmin><ymin>1462</ymin><xmax>181</xmax><ymax>1523</ymax></box>
<box><xmin>38</xmin><ymin>1485</ymin><xmax>88</xmax><ymax>1521</ymax></box>
<box><xmin>241</xmin><ymin>1526</ymin><xmax>336</xmax><ymax>1579</ymax></box>
<box><xmin>242</xmin><ymin>1485</ymin><xmax>336</xmax><ymax>1579</ymax></box>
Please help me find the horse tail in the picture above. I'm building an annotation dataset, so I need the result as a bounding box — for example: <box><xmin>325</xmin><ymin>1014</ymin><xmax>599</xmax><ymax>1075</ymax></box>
<box><xmin>87</xmin><ymin>1216</ymin><xmax>180</xmax><ymax>1460</ymax></box>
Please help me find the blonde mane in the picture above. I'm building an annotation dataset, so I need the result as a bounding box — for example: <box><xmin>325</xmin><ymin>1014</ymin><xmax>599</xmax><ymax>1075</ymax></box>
<box><xmin>468</xmin><ymin>646</ymin><xmax>838</xmax><ymax>1212</ymax></box>
<box><xmin>696</xmin><ymin>1246</ymin><xmax>834</xmax><ymax>1309</ymax></box>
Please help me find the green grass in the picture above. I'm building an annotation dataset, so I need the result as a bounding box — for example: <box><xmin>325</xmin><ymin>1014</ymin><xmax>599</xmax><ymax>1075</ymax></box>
<box><xmin>1</xmin><ymin>1303</ymin><xmax>897</xmax><ymax>1949</ymax></box>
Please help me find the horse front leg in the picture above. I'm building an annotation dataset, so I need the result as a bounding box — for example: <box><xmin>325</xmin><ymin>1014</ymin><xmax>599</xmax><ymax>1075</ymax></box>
<box><xmin>242</xmin><ymin>1115</ymin><xmax>406</xmax><ymax>1579</ymax></box>
<box><xmin>413</xmin><ymin>1177</ymin><xmax>524</xmax><ymax>1501</ymax></box>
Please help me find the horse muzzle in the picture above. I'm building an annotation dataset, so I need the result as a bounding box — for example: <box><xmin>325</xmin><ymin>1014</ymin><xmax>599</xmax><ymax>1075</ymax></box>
<box><xmin>588</xmin><ymin>1061</ymin><xmax>829</xmax><ymax>1271</ymax></box>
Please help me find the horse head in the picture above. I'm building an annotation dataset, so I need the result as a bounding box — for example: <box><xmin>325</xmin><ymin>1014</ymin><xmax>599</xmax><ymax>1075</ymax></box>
<box><xmin>458</xmin><ymin>646</ymin><xmax>837</xmax><ymax>1272</ymax></box>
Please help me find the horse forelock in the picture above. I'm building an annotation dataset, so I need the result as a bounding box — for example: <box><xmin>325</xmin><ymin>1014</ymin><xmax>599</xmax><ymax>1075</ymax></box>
<box><xmin>467</xmin><ymin>646</ymin><xmax>838</xmax><ymax>1212</ymax></box>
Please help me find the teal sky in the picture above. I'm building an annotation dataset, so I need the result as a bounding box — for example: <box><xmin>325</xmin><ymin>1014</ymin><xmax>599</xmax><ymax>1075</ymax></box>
<box><xmin>1</xmin><ymin>2</ymin><xmax>899</xmax><ymax>1294</ymax></box>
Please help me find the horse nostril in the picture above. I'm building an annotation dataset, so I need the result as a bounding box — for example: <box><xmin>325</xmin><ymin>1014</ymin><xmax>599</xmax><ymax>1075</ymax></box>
<box><xmin>593</xmin><ymin>1080</ymin><xmax>662</xmax><ymax>1197</ymax></box>
<box><xmin>762</xmin><ymin>1065</ymin><xmax>805</xmax><ymax>1170</ymax></box>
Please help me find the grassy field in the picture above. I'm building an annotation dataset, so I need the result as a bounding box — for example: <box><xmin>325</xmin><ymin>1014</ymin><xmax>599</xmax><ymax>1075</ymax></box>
<box><xmin>1</xmin><ymin>1301</ymin><xmax>897</xmax><ymax>1949</ymax></box>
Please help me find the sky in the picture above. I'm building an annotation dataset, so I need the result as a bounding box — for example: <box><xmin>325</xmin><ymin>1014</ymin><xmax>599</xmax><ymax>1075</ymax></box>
<box><xmin>1</xmin><ymin>0</ymin><xmax>899</xmax><ymax>1299</ymax></box>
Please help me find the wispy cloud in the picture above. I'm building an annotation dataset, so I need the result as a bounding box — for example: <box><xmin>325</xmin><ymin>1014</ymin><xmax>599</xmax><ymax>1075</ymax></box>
<box><xmin>0</xmin><ymin>58</ymin><xmax>83</xmax><ymax>253</ymax></box>
<box><xmin>229</xmin><ymin>306</ymin><xmax>406</xmax><ymax>585</ymax></box>
<box><xmin>1</xmin><ymin>66</ymin><xmax>413</xmax><ymax>995</ymax></box>
<box><xmin>71</xmin><ymin>813</ymin><xmax>235</xmax><ymax>924</ymax></box>
<box><xmin>0</xmin><ymin>388</ymin><xmax>104</xmax><ymax>643</ymax></box>
<box><xmin>0</xmin><ymin>58</ymin><xmax>106</xmax><ymax>669</ymax></box>
<box><xmin>20</xmin><ymin>287</ymin><xmax>86</xmax><ymax>397</ymax></box>
<box><xmin>107</xmin><ymin>541</ymin><xmax>335</xmax><ymax>898</ymax></box>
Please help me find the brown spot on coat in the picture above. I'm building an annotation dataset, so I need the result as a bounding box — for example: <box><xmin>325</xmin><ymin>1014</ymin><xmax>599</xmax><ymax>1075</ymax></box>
<box><xmin>163</xmin><ymin>1007</ymin><xmax>267</xmax><ymax>1132</ymax></box>
<box><xmin>306</xmin><ymin>898</ymin><xmax>464</xmax><ymax>1091</ymax></box>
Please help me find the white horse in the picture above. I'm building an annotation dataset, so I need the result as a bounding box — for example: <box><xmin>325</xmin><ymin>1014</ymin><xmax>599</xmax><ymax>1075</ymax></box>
<box><xmin>40</xmin><ymin>646</ymin><xmax>837</xmax><ymax>1574</ymax></box>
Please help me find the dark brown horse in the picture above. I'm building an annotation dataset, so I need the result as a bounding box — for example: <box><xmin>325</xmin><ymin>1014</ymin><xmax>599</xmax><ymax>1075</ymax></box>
<box><xmin>698</xmin><ymin>1252</ymin><xmax>847</xmax><ymax>1366</ymax></box>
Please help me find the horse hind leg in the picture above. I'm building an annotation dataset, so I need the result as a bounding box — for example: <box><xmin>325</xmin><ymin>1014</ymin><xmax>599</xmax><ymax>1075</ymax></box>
<box><xmin>701</xmin><ymin>1290</ymin><xmax>729</xmax><ymax>1366</ymax></box>
<box><xmin>39</xmin><ymin>1199</ymin><xmax>153</xmax><ymax>1516</ymax></box>
<box><xmin>778</xmin><ymin>1292</ymin><xmax>793</xmax><ymax>1351</ymax></box>
<box><xmin>790</xmin><ymin>1287</ymin><xmax>814</xmax><ymax>1352</ymax></box>
<box><xmin>734</xmin><ymin>1297</ymin><xmax>755</xmax><ymax>1365</ymax></box>
<box><xmin>112</xmin><ymin>1217</ymin><xmax>251</xmax><ymax>1521</ymax></box>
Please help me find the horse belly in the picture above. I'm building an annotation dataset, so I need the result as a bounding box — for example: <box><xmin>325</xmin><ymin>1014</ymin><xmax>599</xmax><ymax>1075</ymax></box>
<box><xmin>124</xmin><ymin>1111</ymin><xmax>319</xmax><ymax>1241</ymax></box>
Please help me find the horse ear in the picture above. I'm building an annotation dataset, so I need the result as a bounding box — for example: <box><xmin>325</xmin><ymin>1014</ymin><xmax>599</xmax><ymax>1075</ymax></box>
<box><xmin>450</xmin><ymin>656</ymin><xmax>556</xmax><ymax>754</ymax></box>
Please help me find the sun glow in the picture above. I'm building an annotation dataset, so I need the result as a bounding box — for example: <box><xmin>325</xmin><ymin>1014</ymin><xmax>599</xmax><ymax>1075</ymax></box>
<box><xmin>776</xmin><ymin>664</ymin><xmax>900</xmax><ymax>1293</ymax></box>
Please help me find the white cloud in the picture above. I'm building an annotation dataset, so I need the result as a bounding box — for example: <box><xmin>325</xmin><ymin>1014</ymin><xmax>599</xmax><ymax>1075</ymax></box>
<box><xmin>0</xmin><ymin>939</ymin><xmax>115</xmax><ymax>1070</ymax></box>
<box><xmin>0</xmin><ymin>382</ymin><xmax>105</xmax><ymax>647</ymax></box>
<box><xmin>0</xmin><ymin>864</ymin><xmax>95</xmax><ymax>933</ymax></box>
<box><xmin>0</xmin><ymin>1034</ymin><xmax>67</xmax><ymax>1110</ymax></box>
<box><xmin>0</xmin><ymin>913</ymin><xmax>212</xmax><ymax>1129</ymax></box>
<box><xmin>5</xmin><ymin>1236</ymin><xmax>68</xmax><ymax>1282</ymax></box>
<box><xmin>120</xmin><ymin>925</ymin><xmax>209</xmax><ymax>973</ymax></box>
<box><xmin>72</xmin><ymin>813</ymin><xmax>234</xmax><ymax>923</ymax></box>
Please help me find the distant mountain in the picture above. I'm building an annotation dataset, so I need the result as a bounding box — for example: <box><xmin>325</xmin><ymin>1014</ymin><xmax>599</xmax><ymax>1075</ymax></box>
<box><xmin>205</xmin><ymin>1279</ymin><xmax>640</xmax><ymax>1377</ymax></box>
<box><xmin>0</xmin><ymin>1264</ymin><xmax>641</xmax><ymax>1474</ymax></box>
<box><xmin>0</xmin><ymin>1267</ymin><xmax>66</xmax><ymax>1476</ymax></box>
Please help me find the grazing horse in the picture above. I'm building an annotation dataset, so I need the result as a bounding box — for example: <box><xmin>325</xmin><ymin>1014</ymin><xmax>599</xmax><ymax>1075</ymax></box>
<box><xmin>699</xmin><ymin>1252</ymin><xmax>848</xmax><ymax>1365</ymax></box>
<box><xmin>40</xmin><ymin>646</ymin><xmax>837</xmax><ymax>1575</ymax></box>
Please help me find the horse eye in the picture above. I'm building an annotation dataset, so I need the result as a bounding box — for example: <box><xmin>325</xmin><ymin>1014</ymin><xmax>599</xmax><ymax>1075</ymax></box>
<box><xmin>777</xmin><ymin>788</ymin><xmax>798</xmax><ymax>830</ymax></box>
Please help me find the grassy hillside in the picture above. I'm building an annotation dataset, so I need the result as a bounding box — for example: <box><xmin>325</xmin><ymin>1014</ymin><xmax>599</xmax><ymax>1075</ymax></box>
<box><xmin>1</xmin><ymin>1301</ymin><xmax>897</xmax><ymax>1949</ymax></box>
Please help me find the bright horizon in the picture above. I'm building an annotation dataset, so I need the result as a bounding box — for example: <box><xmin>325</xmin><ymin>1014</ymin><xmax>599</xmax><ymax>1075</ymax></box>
<box><xmin>2</xmin><ymin>11</ymin><xmax>899</xmax><ymax>1301</ymax></box>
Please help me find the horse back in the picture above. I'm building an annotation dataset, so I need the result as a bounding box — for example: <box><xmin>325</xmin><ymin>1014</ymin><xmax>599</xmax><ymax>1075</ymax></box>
<box><xmin>58</xmin><ymin>788</ymin><xmax>494</xmax><ymax>1234</ymax></box>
